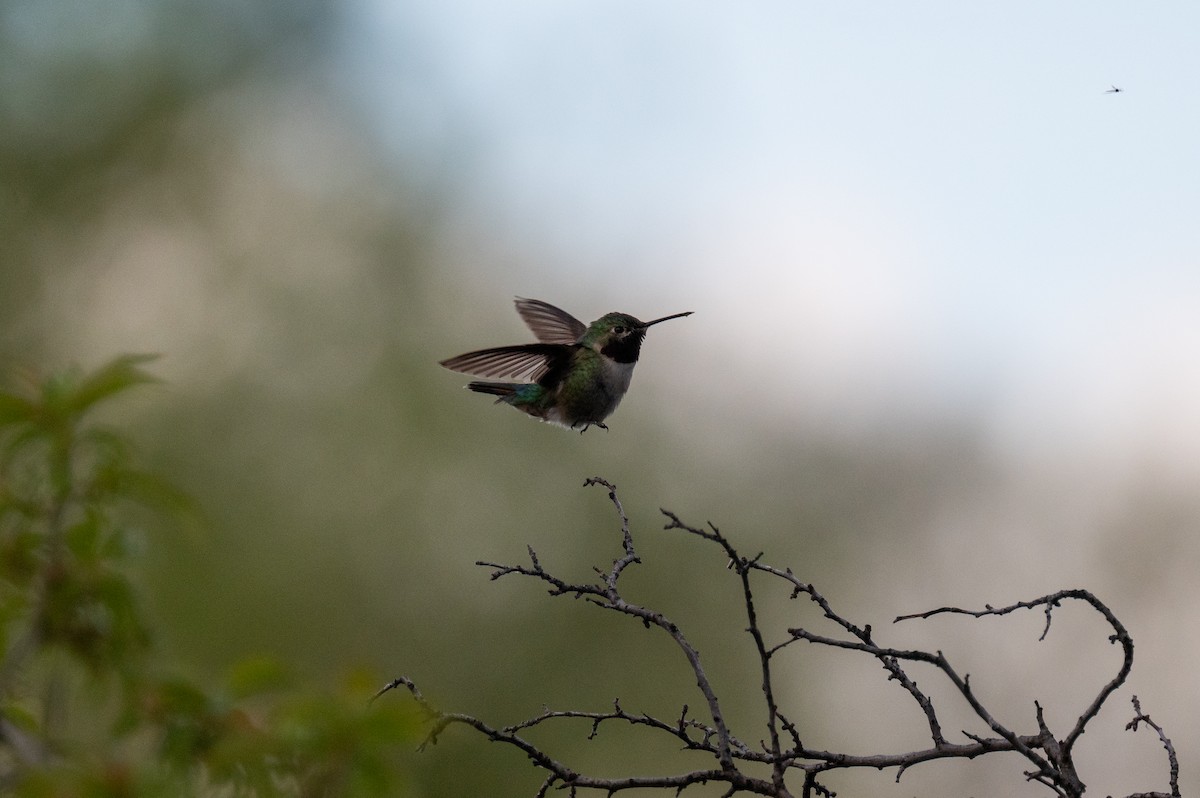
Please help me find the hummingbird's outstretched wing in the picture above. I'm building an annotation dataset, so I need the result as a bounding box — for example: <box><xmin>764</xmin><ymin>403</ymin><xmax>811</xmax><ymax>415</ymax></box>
<box><xmin>439</xmin><ymin>344</ymin><xmax>567</xmax><ymax>381</ymax></box>
<box><xmin>515</xmin><ymin>298</ymin><xmax>587</xmax><ymax>344</ymax></box>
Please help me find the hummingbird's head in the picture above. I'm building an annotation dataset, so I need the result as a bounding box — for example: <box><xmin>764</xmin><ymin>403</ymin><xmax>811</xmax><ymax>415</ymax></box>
<box><xmin>586</xmin><ymin>310</ymin><xmax>693</xmax><ymax>363</ymax></box>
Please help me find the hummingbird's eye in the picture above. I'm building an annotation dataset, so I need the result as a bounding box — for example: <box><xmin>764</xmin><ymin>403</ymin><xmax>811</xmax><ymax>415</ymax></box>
<box><xmin>613</xmin><ymin>325</ymin><xmax>627</xmax><ymax>335</ymax></box>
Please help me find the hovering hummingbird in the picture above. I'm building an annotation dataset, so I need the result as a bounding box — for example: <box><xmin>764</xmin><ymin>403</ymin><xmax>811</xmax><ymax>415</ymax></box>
<box><xmin>440</xmin><ymin>298</ymin><xmax>693</xmax><ymax>432</ymax></box>
<box><xmin>1106</xmin><ymin>85</ymin><xmax>1123</xmax><ymax>93</ymax></box>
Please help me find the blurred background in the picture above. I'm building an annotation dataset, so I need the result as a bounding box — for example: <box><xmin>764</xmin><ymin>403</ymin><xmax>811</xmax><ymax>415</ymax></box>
<box><xmin>3</xmin><ymin>0</ymin><xmax>1198</xmax><ymax>794</ymax></box>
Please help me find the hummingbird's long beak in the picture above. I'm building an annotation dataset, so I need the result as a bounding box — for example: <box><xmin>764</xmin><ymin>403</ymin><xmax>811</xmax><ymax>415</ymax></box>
<box><xmin>639</xmin><ymin>311</ymin><xmax>693</xmax><ymax>328</ymax></box>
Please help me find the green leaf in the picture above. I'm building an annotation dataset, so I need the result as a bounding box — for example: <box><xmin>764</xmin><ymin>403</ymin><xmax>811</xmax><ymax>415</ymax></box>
<box><xmin>62</xmin><ymin>354</ymin><xmax>161</xmax><ymax>418</ymax></box>
<box><xmin>1</xmin><ymin>704</ymin><xmax>40</xmax><ymax>734</ymax></box>
<box><xmin>65</xmin><ymin>513</ymin><xmax>104</xmax><ymax>560</ymax></box>
<box><xmin>0</xmin><ymin>393</ymin><xmax>37</xmax><ymax>428</ymax></box>
<box><xmin>108</xmin><ymin>468</ymin><xmax>206</xmax><ymax>529</ymax></box>
<box><xmin>0</xmin><ymin>425</ymin><xmax>50</xmax><ymax>472</ymax></box>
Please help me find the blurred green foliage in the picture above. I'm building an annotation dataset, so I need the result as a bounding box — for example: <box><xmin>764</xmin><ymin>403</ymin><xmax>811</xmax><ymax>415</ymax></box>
<box><xmin>0</xmin><ymin>356</ymin><xmax>418</xmax><ymax>796</ymax></box>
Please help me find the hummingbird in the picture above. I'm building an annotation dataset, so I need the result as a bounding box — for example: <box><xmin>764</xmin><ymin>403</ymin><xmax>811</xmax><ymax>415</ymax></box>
<box><xmin>440</xmin><ymin>298</ymin><xmax>693</xmax><ymax>432</ymax></box>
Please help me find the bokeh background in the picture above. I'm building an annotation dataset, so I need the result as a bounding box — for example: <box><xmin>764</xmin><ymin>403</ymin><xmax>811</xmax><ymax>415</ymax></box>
<box><xmin>3</xmin><ymin>1</ymin><xmax>1198</xmax><ymax>794</ymax></box>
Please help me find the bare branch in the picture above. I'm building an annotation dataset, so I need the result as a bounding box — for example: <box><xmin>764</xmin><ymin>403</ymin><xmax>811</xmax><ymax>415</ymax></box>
<box><xmin>894</xmin><ymin>589</ymin><xmax>1135</xmax><ymax>759</ymax></box>
<box><xmin>753</xmin><ymin>560</ymin><xmax>948</xmax><ymax>748</ymax></box>
<box><xmin>374</xmin><ymin>479</ymin><xmax>1177</xmax><ymax>798</ymax></box>
<box><xmin>476</xmin><ymin>479</ymin><xmax>738</xmax><ymax>772</ymax></box>
<box><xmin>1124</xmin><ymin>695</ymin><xmax>1181</xmax><ymax>798</ymax></box>
<box><xmin>661</xmin><ymin>511</ymin><xmax>790</xmax><ymax>785</ymax></box>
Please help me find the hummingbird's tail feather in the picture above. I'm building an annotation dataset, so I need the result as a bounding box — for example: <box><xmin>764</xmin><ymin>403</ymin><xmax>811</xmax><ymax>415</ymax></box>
<box><xmin>466</xmin><ymin>382</ymin><xmax>553</xmax><ymax>419</ymax></box>
<box><xmin>466</xmin><ymin>381</ymin><xmax>518</xmax><ymax>402</ymax></box>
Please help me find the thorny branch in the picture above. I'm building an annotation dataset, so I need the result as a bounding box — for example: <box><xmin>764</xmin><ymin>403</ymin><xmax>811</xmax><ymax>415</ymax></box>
<box><xmin>376</xmin><ymin>478</ymin><xmax>1180</xmax><ymax>798</ymax></box>
<box><xmin>1124</xmin><ymin>695</ymin><xmax>1182</xmax><ymax>798</ymax></box>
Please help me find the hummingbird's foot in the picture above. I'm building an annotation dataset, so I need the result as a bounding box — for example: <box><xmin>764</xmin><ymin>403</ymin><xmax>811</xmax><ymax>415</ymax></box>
<box><xmin>576</xmin><ymin>422</ymin><xmax>610</xmax><ymax>434</ymax></box>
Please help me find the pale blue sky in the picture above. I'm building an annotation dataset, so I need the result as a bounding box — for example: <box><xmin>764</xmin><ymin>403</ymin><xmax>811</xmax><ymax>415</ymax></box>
<box><xmin>342</xmin><ymin>1</ymin><xmax>1200</xmax><ymax>467</ymax></box>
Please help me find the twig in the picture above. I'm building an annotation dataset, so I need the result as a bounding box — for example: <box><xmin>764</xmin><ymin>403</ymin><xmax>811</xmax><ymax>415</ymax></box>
<box><xmin>372</xmin><ymin>479</ymin><xmax>1175</xmax><ymax>798</ymax></box>
<box><xmin>1124</xmin><ymin>695</ymin><xmax>1180</xmax><ymax>798</ymax></box>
